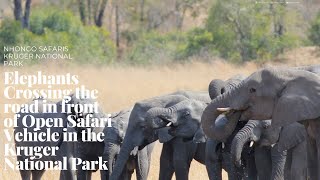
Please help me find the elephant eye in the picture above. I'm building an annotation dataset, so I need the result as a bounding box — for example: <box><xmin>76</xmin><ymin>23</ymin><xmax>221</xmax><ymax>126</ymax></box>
<box><xmin>221</xmin><ymin>88</ymin><xmax>226</xmax><ymax>94</ymax></box>
<box><xmin>183</xmin><ymin>111</ymin><xmax>190</xmax><ymax>117</ymax></box>
<box><xmin>249</xmin><ymin>88</ymin><xmax>256</xmax><ymax>93</ymax></box>
<box><xmin>263</xmin><ymin>124</ymin><xmax>269</xmax><ymax>129</ymax></box>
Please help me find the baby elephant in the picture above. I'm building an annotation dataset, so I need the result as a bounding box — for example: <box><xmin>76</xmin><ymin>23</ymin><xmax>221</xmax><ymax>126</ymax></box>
<box><xmin>231</xmin><ymin>120</ymin><xmax>307</xmax><ymax>180</ymax></box>
<box><xmin>101</xmin><ymin>108</ymin><xmax>155</xmax><ymax>180</ymax></box>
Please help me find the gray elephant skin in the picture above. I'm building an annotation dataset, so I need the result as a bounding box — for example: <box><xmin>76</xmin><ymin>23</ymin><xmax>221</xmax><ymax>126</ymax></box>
<box><xmin>207</xmin><ymin>75</ymin><xmax>257</xmax><ymax>180</ymax></box>
<box><xmin>110</xmin><ymin>91</ymin><xmax>215</xmax><ymax>180</ymax></box>
<box><xmin>101</xmin><ymin>108</ymin><xmax>155</xmax><ymax>180</ymax></box>
<box><xmin>14</xmin><ymin>95</ymin><xmax>99</xmax><ymax>180</ymax></box>
<box><xmin>231</xmin><ymin>120</ymin><xmax>307</xmax><ymax>180</ymax></box>
<box><xmin>145</xmin><ymin>91</ymin><xmax>209</xmax><ymax>180</ymax></box>
<box><xmin>145</xmin><ymin>85</ymin><xmax>257</xmax><ymax>179</ymax></box>
<box><xmin>201</xmin><ymin>65</ymin><xmax>320</xmax><ymax>179</ymax></box>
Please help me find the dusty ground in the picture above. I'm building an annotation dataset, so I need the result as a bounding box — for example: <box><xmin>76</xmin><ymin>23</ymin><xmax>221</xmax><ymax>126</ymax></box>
<box><xmin>0</xmin><ymin>47</ymin><xmax>319</xmax><ymax>179</ymax></box>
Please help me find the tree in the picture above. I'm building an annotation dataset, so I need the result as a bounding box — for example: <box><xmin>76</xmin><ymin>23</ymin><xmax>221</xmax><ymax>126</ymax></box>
<box><xmin>78</xmin><ymin>0</ymin><xmax>108</xmax><ymax>27</ymax></box>
<box><xmin>13</xmin><ymin>0</ymin><xmax>22</xmax><ymax>21</ymax></box>
<box><xmin>95</xmin><ymin>0</ymin><xmax>108</xmax><ymax>27</ymax></box>
<box><xmin>78</xmin><ymin>0</ymin><xmax>87</xmax><ymax>25</ymax></box>
<box><xmin>309</xmin><ymin>12</ymin><xmax>320</xmax><ymax>47</ymax></box>
<box><xmin>206</xmin><ymin>0</ymin><xmax>301</xmax><ymax>62</ymax></box>
<box><xmin>13</xmin><ymin>0</ymin><xmax>32</xmax><ymax>29</ymax></box>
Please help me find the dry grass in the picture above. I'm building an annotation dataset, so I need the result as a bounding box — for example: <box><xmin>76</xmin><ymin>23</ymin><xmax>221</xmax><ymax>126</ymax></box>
<box><xmin>0</xmin><ymin>47</ymin><xmax>319</xmax><ymax>180</ymax></box>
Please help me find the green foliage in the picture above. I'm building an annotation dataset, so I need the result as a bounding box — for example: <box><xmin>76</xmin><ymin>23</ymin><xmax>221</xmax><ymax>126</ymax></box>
<box><xmin>0</xmin><ymin>19</ymin><xmax>23</xmax><ymax>63</ymax></box>
<box><xmin>0</xmin><ymin>8</ymin><xmax>116</xmax><ymax>64</ymax></box>
<box><xmin>125</xmin><ymin>31</ymin><xmax>187</xmax><ymax>65</ymax></box>
<box><xmin>176</xmin><ymin>28</ymin><xmax>215</xmax><ymax>59</ymax></box>
<box><xmin>309</xmin><ymin>12</ymin><xmax>320</xmax><ymax>46</ymax></box>
<box><xmin>205</xmin><ymin>0</ymin><xmax>303</xmax><ymax>62</ymax></box>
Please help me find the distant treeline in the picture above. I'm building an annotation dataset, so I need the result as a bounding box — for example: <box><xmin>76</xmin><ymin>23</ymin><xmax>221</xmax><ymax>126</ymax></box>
<box><xmin>0</xmin><ymin>0</ymin><xmax>320</xmax><ymax>65</ymax></box>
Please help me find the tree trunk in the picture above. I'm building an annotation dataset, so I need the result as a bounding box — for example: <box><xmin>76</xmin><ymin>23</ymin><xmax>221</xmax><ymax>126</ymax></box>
<box><xmin>140</xmin><ymin>0</ymin><xmax>145</xmax><ymax>22</ymax></box>
<box><xmin>22</xmin><ymin>0</ymin><xmax>32</xmax><ymax>29</ymax></box>
<box><xmin>78</xmin><ymin>0</ymin><xmax>86</xmax><ymax>25</ymax></box>
<box><xmin>87</xmin><ymin>0</ymin><xmax>92</xmax><ymax>25</ymax></box>
<box><xmin>95</xmin><ymin>0</ymin><xmax>108</xmax><ymax>27</ymax></box>
<box><xmin>115</xmin><ymin>4</ymin><xmax>120</xmax><ymax>48</ymax></box>
<box><xmin>14</xmin><ymin>0</ymin><xmax>22</xmax><ymax>21</ymax></box>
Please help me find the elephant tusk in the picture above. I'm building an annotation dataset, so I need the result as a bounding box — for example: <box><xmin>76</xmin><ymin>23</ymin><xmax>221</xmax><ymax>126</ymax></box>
<box><xmin>222</xmin><ymin>142</ymin><xmax>225</xmax><ymax>149</ymax></box>
<box><xmin>217</xmin><ymin>107</ymin><xmax>231</xmax><ymax>112</ymax></box>
<box><xmin>271</xmin><ymin>143</ymin><xmax>276</xmax><ymax>148</ymax></box>
<box><xmin>249</xmin><ymin>141</ymin><xmax>254</xmax><ymax>147</ymax></box>
<box><xmin>166</xmin><ymin>122</ymin><xmax>173</xmax><ymax>127</ymax></box>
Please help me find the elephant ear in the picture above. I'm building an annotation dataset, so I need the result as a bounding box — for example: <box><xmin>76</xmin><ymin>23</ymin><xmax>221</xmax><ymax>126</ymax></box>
<box><xmin>277</xmin><ymin>123</ymin><xmax>307</xmax><ymax>152</ymax></box>
<box><xmin>156</xmin><ymin>127</ymin><xmax>174</xmax><ymax>143</ymax></box>
<box><xmin>193</xmin><ymin>127</ymin><xmax>207</xmax><ymax>143</ymax></box>
<box><xmin>272</xmin><ymin>75</ymin><xmax>320</xmax><ymax>128</ymax></box>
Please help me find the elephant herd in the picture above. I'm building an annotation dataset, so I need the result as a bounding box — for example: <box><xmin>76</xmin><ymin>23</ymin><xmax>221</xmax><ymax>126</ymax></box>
<box><xmin>14</xmin><ymin>64</ymin><xmax>320</xmax><ymax>180</ymax></box>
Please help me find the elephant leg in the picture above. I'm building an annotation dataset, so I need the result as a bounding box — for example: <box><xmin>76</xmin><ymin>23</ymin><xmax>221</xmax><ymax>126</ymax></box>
<box><xmin>86</xmin><ymin>171</ymin><xmax>92</xmax><ymax>180</ymax></box>
<box><xmin>31</xmin><ymin>170</ymin><xmax>45</xmax><ymax>180</ymax></box>
<box><xmin>254</xmin><ymin>147</ymin><xmax>271</xmax><ymax>180</ymax></box>
<box><xmin>126</xmin><ymin>168</ymin><xmax>134</xmax><ymax>180</ymax></box>
<box><xmin>290</xmin><ymin>140</ymin><xmax>307</xmax><ymax>180</ymax></box>
<box><xmin>205</xmin><ymin>140</ymin><xmax>222</xmax><ymax>180</ymax></box>
<box><xmin>159</xmin><ymin>143</ymin><xmax>174</xmax><ymax>180</ymax></box>
<box><xmin>135</xmin><ymin>147</ymin><xmax>150</xmax><ymax>180</ymax></box>
<box><xmin>307</xmin><ymin>135</ymin><xmax>318</xmax><ymax>180</ymax></box>
<box><xmin>270</xmin><ymin>144</ymin><xmax>286</xmax><ymax>180</ymax></box>
<box><xmin>222</xmin><ymin>152</ymin><xmax>242</xmax><ymax>180</ymax></box>
<box><xmin>19</xmin><ymin>170</ymin><xmax>31</xmax><ymax>180</ymax></box>
<box><xmin>60</xmin><ymin>169</ymin><xmax>77</xmax><ymax>180</ymax></box>
<box><xmin>173</xmin><ymin>140</ymin><xmax>195</xmax><ymax>180</ymax></box>
<box><xmin>244</xmin><ymin>151</ymin><xmax>257</xmax><ymax>180</ymax></box>
<box><xmin>77</xmin><ymin>169</ymin><xmax>87</xmax><ymax>180</ymax></box>
<box><xmin>100</xmin><ymin>170</ymin><xmax>108</xmax><ymax>180</ymax></box>
<box><xmin>206</xmin><ymin>156</ymin><xmax>222</xmax><ymax>180</ymax></box>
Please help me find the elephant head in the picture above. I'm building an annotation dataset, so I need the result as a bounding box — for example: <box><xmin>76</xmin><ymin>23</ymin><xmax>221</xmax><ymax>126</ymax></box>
<box><xmin>231</xmin><ymin>120</ymin><xmax>307</xmax><ymax>180</ymax></box>
<box><xmin>102</xmin><ymin>109</ymin><xmax>131</xmax><ymax>178</ymax></box>
<box><xmin>110</xmin><ymin>94</ymin><xmax>189</xmax><ymax>180</ymax></box>
<box><xmin>202</xmin><ymin>75</ymin><xmax>245</xmax><ymax>142</ymax></box>
<box><xmin>231</xmin><ymin>120</ymin><xmax>282</xmax><ymax>167</ymax></box>
<box><xmin>201</xmin><ymin>67</ymin><xmax>320</xmax><ymax>141</ymax></box>
<box><xmin>145</xmin><ymin>99</ymin><xmax>208</xmax><ymax>142</ymax></box>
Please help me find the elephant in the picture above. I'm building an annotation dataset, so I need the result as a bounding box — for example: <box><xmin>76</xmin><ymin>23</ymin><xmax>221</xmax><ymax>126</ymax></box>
<box><xmin>206</xmin><ymin>75</ymin><xmax>257</xmax><ymax>180</ymax></box>
<box><xmin>100</xmin><ymin>108</ymin><xmax>155</xmax><ymax>180</ymax></box>
<box><xmin>200</xmin><ymin>66</ymin><xmax>320</xmax><ymax>179</ymax></box>
<box><xmin>231</xmin><ymin>120</ymin><xmax>307</xmax><ymax>180</ymax></box>
<box><xmin>158</xmin><ymin>136</ymin><xmax>206</xmax><ymax>180</ymax></box>
<box><xmin>14</xmin><ymin>94</ymin><xmax>99</xmax><ymax>180</ymax></box>
<box><xmin>145</xmin><ymin>98</ymin><xmax>256</xmax><ymax>180</ymax></box>
<box><xmin>109</xmin><ymin>91</ymin><xmax>212</xmax><ymax>180</ymax></box>
<box><xmin>145</xmin><ymin>77</ymin><xmax>257</xmax><ymax>180</ymax></box>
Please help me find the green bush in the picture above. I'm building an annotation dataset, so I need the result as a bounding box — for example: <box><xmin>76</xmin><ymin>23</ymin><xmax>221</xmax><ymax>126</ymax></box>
<box><xmin>205</xmin><ymin>0</ymin><xmax>303</xmax><ymax>62</ymax></box>
<box><xmin>0</xmin><ymin>19</ymin><xmax>23</xmax><ymax>63</ymax></box>
<box><xmin>125</xmin><ymin>31</ymin><xmax>187</xmax><ymax>65</ymax></box>
<box><xmin>309</xmin><ymin>12</ymin><xmax>320</xmax><ymax>46</ymax></box>
<box><xmin>0</xmin><ymin>8</ymin><xmax>116</xmax><ymax>64</ymax></box>
<box><xmin>176</xmin><ymin>28</ymin><xmax>215</xmax><ymax>59</ymax></box>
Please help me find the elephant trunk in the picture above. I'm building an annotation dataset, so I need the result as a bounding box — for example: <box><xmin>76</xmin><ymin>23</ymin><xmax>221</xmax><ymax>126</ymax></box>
<box><xmin>201</xmin><ymin>83</ymin><xmax>243</xmax><ymax>142</ymax></box>
<box><xmin>231</xmin><ymin>120</ymin><xmax>260</xmax><ymax>167</ymax></box>
<box><xmin>145</xmin><ymin>100</ymin><xmax>190</xmax><ymax>128</ymax></box>
<box><xmin>103</xmin><ymin>141</ymin><xmax>120</xmax><ymax>178</ymax></box>
<box><xmin>109</xmin><ymin>135</ymin><xmax>136</xmax><ymax>180</ymax></box>
<box><xmin>208</xmin><ymin>79</ymin><xmax>226</xmax><ymax>99</ymax></box>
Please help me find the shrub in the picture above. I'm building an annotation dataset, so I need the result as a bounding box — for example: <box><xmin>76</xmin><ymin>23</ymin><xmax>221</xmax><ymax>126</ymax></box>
<box><xmin>205</xmin><ymin>0</ymin><xmax>303</xmax><ymax>62</ymax></box>
<box><xmin>0</xmin><ymin>19</ymin><xmax>23</xmax><ymax>63</ymax></box>
<box><xmin>0</xmin><ymin>8</ymin><xmax>116</xmax><ymax>64</ymax></box>
<box><xmin>125</xmin><ymin>31</ymin><xmax>187</xmax><ymax>65</ymax></box>
<box><xmin>176</xmin><ymin>28</ymin><xmax>215</xmax><ymax>59</ymax></box>
<box><xmin>309</xmin><ymin>12</ymin><xmax>320</xmax><ymax>46</ymax></box>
